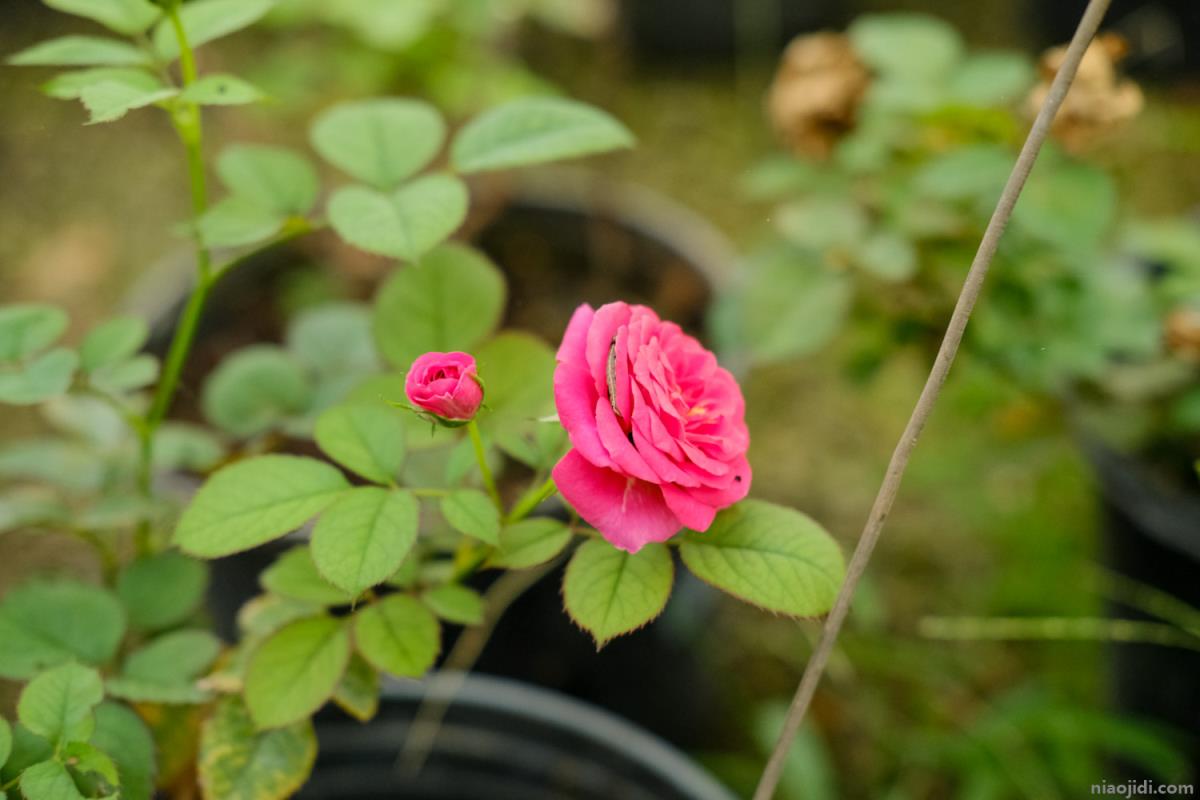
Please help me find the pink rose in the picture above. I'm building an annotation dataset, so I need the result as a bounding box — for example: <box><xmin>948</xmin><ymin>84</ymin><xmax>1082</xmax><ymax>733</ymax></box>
<box><xmin>551</xmin><ymin>302</ymin><xmax>751</xmax><ymax>552</ymax></box>
<box><xmin>405</xmin><ymin>351</ymin><xmax>484</xmax><ymax>423</ymax></box>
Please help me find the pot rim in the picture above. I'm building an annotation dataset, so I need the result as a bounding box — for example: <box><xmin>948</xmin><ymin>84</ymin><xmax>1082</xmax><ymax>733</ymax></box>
<box><xmin>1083</xmin><ymin>437</ymin><xmax>1200</xmax><ymax>561</ymax></box>
<box><xmin>363</xmin><ymin>670</ymin><xmax>737</xmax><ymax>800</ymax></box>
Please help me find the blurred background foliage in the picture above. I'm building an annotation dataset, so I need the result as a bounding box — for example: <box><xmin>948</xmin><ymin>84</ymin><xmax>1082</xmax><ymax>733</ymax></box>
<box><xmin>2</xmin><ymin>0</ymin><xmax>1199</xmax><ymax>798</ymax></box>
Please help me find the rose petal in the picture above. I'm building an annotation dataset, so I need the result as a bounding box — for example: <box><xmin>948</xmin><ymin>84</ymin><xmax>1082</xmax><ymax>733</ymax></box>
<box><xmin>552</xmin><ymin>449</ymin><xmax>681</xmax><ymax>553</ymax></box>
<box><xmin>553</xmin><ymin>362</ymin><xmax>610</xmax><ymax>468</ymax></box>
<box><xmin>594</xmin><ymin>397</ymin><xmax>658</xmax><ymax>483</ymax></box>
<box><xmin>557</xmin><ymin>304</ymin><xmax>594</xmax><ymax>363</ymax></box>
<box><xmin>687</xmin><ymin>454</ymin><xmax>753</xmax><ymax>505</ymax></box>
<box><xmin>660</xmin><ymin>483</ymin><xmax>717</xmax><ymax>532</ymax></box>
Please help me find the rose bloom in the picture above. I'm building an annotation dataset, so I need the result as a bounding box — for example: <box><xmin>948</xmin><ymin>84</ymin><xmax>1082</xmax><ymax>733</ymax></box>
<box><xmin>552</xmin><ymin>302</ymin><xmax>751</xmax><ymax>552</ymax></box>
<box><xmin>405</xmin><ymin>351</ymin><xmax>484</xmax><ymax>422</ymax></box>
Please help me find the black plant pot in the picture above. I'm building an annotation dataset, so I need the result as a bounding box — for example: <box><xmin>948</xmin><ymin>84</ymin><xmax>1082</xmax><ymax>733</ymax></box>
<box><xmin>301</xmin><ymin>673</ymin><xmax>735</xmax><ymax>799</ymax></box>
<box><xmin>1087</xmin><ymin>441</ymin><xmax>1200</xmax><ymax>770</ymax></box>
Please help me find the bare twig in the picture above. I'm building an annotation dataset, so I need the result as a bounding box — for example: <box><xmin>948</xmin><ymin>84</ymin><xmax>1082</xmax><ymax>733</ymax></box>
<box><xmin>752</xmin><ymin>1</ymin><xmax>1114</xmax><ymax>796</ymax></box>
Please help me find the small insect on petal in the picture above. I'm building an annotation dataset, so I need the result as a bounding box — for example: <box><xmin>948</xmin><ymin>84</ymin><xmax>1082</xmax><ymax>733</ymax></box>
<box><xmin>607</xmin><ymin>339</ymin><xmax>621</xmax><ymax>419</ymax></box>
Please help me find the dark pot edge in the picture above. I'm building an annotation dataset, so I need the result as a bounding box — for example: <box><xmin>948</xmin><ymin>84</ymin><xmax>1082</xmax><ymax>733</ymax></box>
<box><xmin>366</xmin><ymin>671</ymin><xmax>737</xmax><ymax>800</ymax></box>
<box><xmin>1081</xmin><ymin>436</ymin><xmax>1200</xmax><ymax>562</ymax></box>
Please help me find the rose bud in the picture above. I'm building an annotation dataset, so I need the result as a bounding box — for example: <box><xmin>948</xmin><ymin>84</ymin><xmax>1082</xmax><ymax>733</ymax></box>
<box><xmin>404</xmin><ymin>351</ymin><xmax>484</xmax><ymax>425</ymax></box>
<box><xmin>551</xmin><ymin>302</ymin><xmax>751</xmax><ymax>553</ymax></box>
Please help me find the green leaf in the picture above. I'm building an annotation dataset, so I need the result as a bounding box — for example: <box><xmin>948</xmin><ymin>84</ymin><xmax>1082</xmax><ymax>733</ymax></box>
<box><xmin>373</xmin><ymin>243</ymin><xmax>505</xmax><ymax>369</ymax></box>
<box><xmin>313</xmin><ymin>403</ymin><xmax>406</xmax><ymax>484</ymax></box>
<box><xmin>79</xmin><ymin>316</ymin><xmax>147</xmax><ymax>372</ymax></box>
<box><xmin>123</xmin><ymin>630</ymin><xmax>221</xmax><ymax>684</ymax></box>
<box><xmin>285</xmin><ymin>303</ymin><xmax>379</xmax><ymax>378</ymax></box>
<box><xmin>106</xmin><ymin>678</ymin><xmax>209</xmax><ymax>705</ymax></box>
<box><xmin>41</xmin><ymin>67</ymin><xmax>160</xmax><ymax>100</ymax></box>
<box><xmin>0</xmin><ymin>490</ymin><xmax>68</xmax><ymax>535</ymax></box>
<box><xmin>309</xmin><ymin>98</ymin><xmax>445</xmax><ymax>189</ymax></box>
<box><xmin>852</xmin><ymin>230</ymin><xmax>917</xmax><ymax>282</ymax></box>
<box><xmin>562</xmin><ymin>540</ymin><xmax>674</xmax><ymax>648</ymax></box>
<box><xmin>0</xmin><ymin>305</ymin><xmax>68</xmax><ymax>362</ymax></box>
<box><xmin>312</xmin><ymin>0</ymin><xmax>439</xmax><ymax>48</ymax></box>
<box><xmin>89</xmin><ymin>703</ymin><xmax>155</xmax><ymax>800</ymax></box>
<box><xmin>948</xmin><ymin>52</ymin><xmax>1035</xmax><ymax>106</ymax></box>
<box><xmin>41</xmin><ymin>393</ymin><xmax>126</xmax><ymax>446</ymax></box>
<box><xmin>117</xmin><ymin>551</ymin><xmax>209</xmax><ymax>631</ymax></box>
<box><xmin>310</xmin><ymin>488</ymin><xmax>418</xmax><ymax>596</ymax></box>
<box><xmin>473</xmin><ymin>332</ymin><xmax>556</xmax><ymax>462</ymax></box>
<box><xmin>422</xmin><ymin>584</ymin><xmax>484</xmax><ymax>626</ymax></box>
<box><xmin>89</xmin><ymin>353</ymin><xmax>158</xmax><ymax>393</ymax></box>
<box><xmin>152</xmin><ymin>423</ymin><xmax>225</xmax><ymax>472</ymax></box>
<box><xmin>328</xmin><ymin>175</ymin><xmax>469</xmax><ymax>262</ymax></box>
<box><xmin>180</xmin><ymin>73</ymin><xmax>264</xmax><ymax>106</ymax></box>
<box><xmin>44</xmin><ymin>0</ymin><xmax>161</xmax><ymax>35</ymax></box>
<box><xmin>913</xmin><ymin>144</ymin><xmax>1012</xmax><ymax>206</ymax></box>
<box><xmin>18</xmin><ymin>663</ymin><xmax>103</xmax><ymax>745</ymax></box>
<box><xmin>0</xmin><ymin>438</ymin><xmax>103</xmax><ymax>493</ymax></box>
<box><xmin>9</xmin><ymin>36</ymin><xmax>149</xmax><ymax>67</ymax></box>
<box><xmin>679</xmin><ymin>499</ymin><xmax>845</xmax><ymax>616</ymax></box>
<box><xmin>80</xmin><ymin>80</ymin><xmax>176</xmax><ymax>123</ymax></box>
<box><xmin>175</xmin><ymin>455</ymin><xmax>349</xmax><ymax>557</ymax></box>
<box><xmin>0</xmin><ymin>581</ymin><xmax>125</xmax><ymax>679</ymax></box>
<box><xmin>0</xmin><ymin>348</ymin><xmax>77</xmax><ymax>405</ymax></box>
<box><xmin>352</xmin><ymin>595</ymin><xmax>440</xmax><ymax>678</ymax></box>
<box><xmin>440</xmin><ymin>490</ymin><xmax>500</xmax><ymax>545</ymax></box>
<box><xmin>1013</xmin><ymin>158</ymin><xmax>1117</xmax><ymax>251</ymax></box>
<box><xmin>776</xmin><ymin>198</ymin><xmax>868</xmax><ymax>251</ymax></box>
<box><xmin>1</xmin><ymin>724</ymin><xmax>52</xmax><ymax>785</ymax></box>
<box><xmin>714</xmin><ymin>246</ymin><xmax>851</xmax><ymax>366</ymax></box>
<box><xmin>238</xmin><ymin>595</ymin><xmax>322</xmax><ymax>642</ymax></box>
<box><xmin>201</xmin><ymin>346</ymin><xmax>311</xmax><ymax>437</ymax></box>
<box><xmin>385</xmin><ymin>554</ymin><xmax>420</xmax><ymax>589</ymax></box>
<box><xmin>331</xmin><ymin>654</ymin><xmax>379</xmax><ymax>722</ymax></box>
<box><xmin>195</xmin><ymin>196</ymin><xmax>285</xmax><ymax>249</ymax></box>
<box><xmin>245</xmin><ymin>616</ymin><xmax>351</xmax><ymax>728</ymax></box>
<box><xmin>153</xmin><ymin>0</ymin><xmax>276</xmax><ymax>61</ymax></box>
<box><xmin>62</xmin><ymin>741</ymin><xmax>119</xmax><ymax>787</ymax></box>
<box><xmin>451</xmin><ymin>97</ymin><xmax>633</xmax><ymax>174</ymax></box>
<box><xmin>218</xmin><ymin>145</ymin><xmax>319</xmax><ymax>217</ymax></box>
<box><xmin>491</xmin><ymin>518</ymin><xmax>572</xmax><ymax>569</ymax></box>
<box><xmin>199</xmin><ymin>696</ymin><xmax>316</xmax><ymax>800</ymax></box>
<box><xmin>261</xmin><ymin>546</ymin><xmax>353</xmax><ymax>606</ymax></box>
<box><xmin>0</xmin><ymin>718</ymin><xmax>10</xmax><ymax>770</ymax></box>
<box><xmin>19</xmin><ymin>760</ymin><xmax>87</xmax><ymax>800</ymax></box>
<box><xmin>848</xmin><ymin>13</ymin><xmax>964</xmax><ymax>79</ymax></box>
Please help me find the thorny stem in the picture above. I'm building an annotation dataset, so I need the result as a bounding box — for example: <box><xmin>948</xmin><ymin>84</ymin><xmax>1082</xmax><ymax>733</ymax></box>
<box><xmin>751</xmin><ymin>0</ymin><xmax>1114</xmax><ymax>797</ymax></box>
<box><xmin>134</xmin><ymin>2</ymin><xmax>211</xmax><ymax>555</ymax></box>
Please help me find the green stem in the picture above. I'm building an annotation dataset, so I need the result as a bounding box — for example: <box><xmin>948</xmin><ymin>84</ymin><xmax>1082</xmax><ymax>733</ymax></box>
<box><xmin>467</xmin><ymin>420</ymin><xmax>502</xmax><ymax>511</ymax></box>
<box><xmin>505</xmin><ymin>477</ymin><xmax>557</xmax><ymax>524</ymax></box>
<box><xmin>133</xmin><ymin>2</ymin><xmax>211</xmax><ymax>556</ymax></box>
